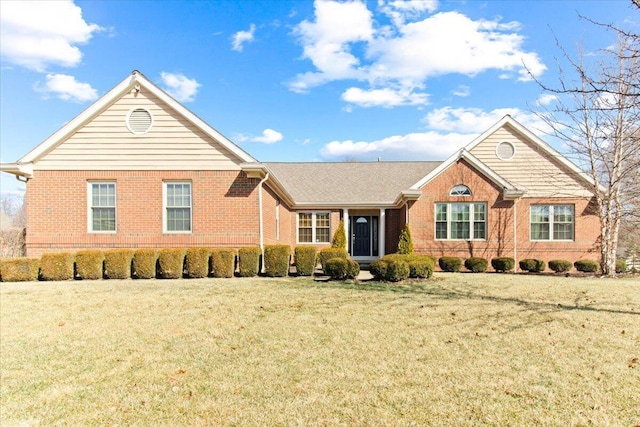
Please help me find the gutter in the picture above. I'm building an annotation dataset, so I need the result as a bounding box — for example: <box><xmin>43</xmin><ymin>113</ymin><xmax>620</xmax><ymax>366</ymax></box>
<box><xmin>258</xmin><ymin>172</ymin><xmax>270</xmax><ymax>274</ymax></box>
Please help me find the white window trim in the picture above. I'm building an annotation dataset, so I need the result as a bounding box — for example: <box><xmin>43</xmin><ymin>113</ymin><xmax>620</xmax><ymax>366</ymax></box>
<box><xmin>87</xmin><ymin>181</ymin><xmax>117</xmax><ymax>234</ymax></box>
<box><xmin>496</xmin><ymin>141</ymin><xmax>516</xmax><ymax>160</ymax></box>
<box><xmin>434</xmin><ymin>202</ymin><xmax>487</xmax><ymax>241</ymax></box>
<box><xmin>530</xmin><ymin>204</ymin><xmax>575</xmax><ymax>242</ymax></box>
<box><xmin>163</xmin><ymin>181</ymin><xmax>193</xmax><ymax>234</ymax></box>
<box><xmin>296</xmin><ymin>211</ymin><xmax>331</xmax><ymax>244</ymax></box>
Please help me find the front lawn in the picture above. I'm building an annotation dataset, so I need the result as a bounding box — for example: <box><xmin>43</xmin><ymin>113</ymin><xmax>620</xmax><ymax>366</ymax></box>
<box><xmin>1</xmin><ymin>274</ymin><xmax>639</xmax><ymax>426</ymax></box>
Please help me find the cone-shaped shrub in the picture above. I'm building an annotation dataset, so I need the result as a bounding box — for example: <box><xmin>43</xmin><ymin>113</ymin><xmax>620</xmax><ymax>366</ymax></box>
<box><xmin>132</xmin><ymin>249</ymin><xmax>158</xmax><ymax>279</ymax></box>
<box><xmin>548</xmin><ymin>259</ymin><xmax>572</xmax><ymax>273</ymax></box>
<box><xmin>104</xmin><ymin>249</ymin><xmax>133</xmax><ymax>279</ymax></box>
<box><xmin>519</xmin><ymin>259</ymin><xmax>546</xmax><ymax>273</ymax></box>
<box><xmin>397</xmin><ymin>224</ymin><xmax>414</xmax><ymax>254</ymax></box>
<box><xmin>319</xmin><ymin>248</ymin><xmax>348</xmax><ymax>272</ymax></box>
<box><xmin>331</xmin><ymin>220</ymin><xmax>347</xmax><ymax>249</ymax></box>
<box><xmin>294</xmin><ymin>246</ymin><xmax>317</xmax><ymax>276</ymax></box>
<box><xmin>238</xmin><ymin>247</ymin><xmax>261</xmax><ymax>277</ymax></box>
<box><xmin>464</xmin><ymin>257</ymin><xmax>488</xmax><ymax>273</ymax></box>
<box><xmin>491</xmin><ymin>257</ymin><xmax>515</xmax><ymax>273</ymax></box>
<box><xmin>185</xmin><ymin>247</ymin><xmax>210</xmax><ymax>278</ymax></box>
<box><xmin>0</xmin><ymin>257</ymin><xmax>40</xmax><ymax>282</ymax></box>
<box><xmin>40</xmin><ymin>252</ymin><xmax>75</xmax><ymax>281</ymax></box>
<box><xmin>574</xmin><ymin>259</ymin><xmax>599</xmax><ymax>273</ymax></box>
<box><xmin>158</xmin><ymin>248</ymin><xmax>185</xmax><ymax>279</ymax></box>
<box><xmin>211</xmin><ymin>248</ymin><xmax>236</xmax><ymax>278</ymax></box>
<box><xmin>439</xmin><ymin>256</ymin><xmax>462</xmax><ymax>272</ymax></box>
<box><xmin>264</xmin><ymin>244</ymin><xmax>291</xmax><ymax>277</ymax></box>
<box><xmin>74</xmin><ymin>250</ymin><xmax>104</xmax><ymax>280</ymax></box>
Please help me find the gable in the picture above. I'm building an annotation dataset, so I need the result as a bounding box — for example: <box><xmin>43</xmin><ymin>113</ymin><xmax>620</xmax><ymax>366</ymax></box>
<box><xmin>467</xmin><ymin>121</ymin><xmax>593</xmax><ymax>197</ymax></box>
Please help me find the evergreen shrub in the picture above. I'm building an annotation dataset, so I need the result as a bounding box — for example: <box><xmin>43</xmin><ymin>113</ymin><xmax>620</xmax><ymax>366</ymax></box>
<box><xmin>104</xmin><ymin>249</ymin><xmax>133</xmax><ymax>279</ymax></box>
<box><xmin>211</xmin><ymin>248</ymin><xmax>236</xmax><ymax>278</ymax></box>
<box><xmin>548</xmin><ymin>259</ymin><xmax>572</xmax><ymax>273</ymax></box>
<box><xmin>185</xmin><ymin>247</ymin><xmax>211</xmax><ymax>278</ymax></box>
<box><xmin>574</xmin><ymin>259</ymin><xmax>599</xmax><ymax>273</ymax></box>
<box><xmin>264</xmin><ymin>244</ymin><xmax>291</xmax><ymax>277</ymax></box>
<box><xmin>464</xmin><ymin>257</ymin><xmax>488</xmax><ymax>273</ymax></box>
<box><xmin>491</xmin><ymin>257</ymin><xmax>515</xmax><ymax>273</ymax></box>
<box><xmin>319</xmin><ymin>248</ymin><xmax>348</xmax><ymax>272</ymax></box>
<box><xmin>132</xmin><ymin>249</ymin><xmax>158</xmax><ymax>279</ymax></box>
<box><xmin>74</xmin><ymin>250</ymin><xmax>104</xmax><ymax>280</ymax></box>
<box><xmin>331</xmin><ymin>220</ymin><xmax>347</xmax><ymax>249</ymax></box>
<box><xmin>384</xmin><ymin>253</ymin><xmax>434</xmax><ymax>278</ymax></box>
<box><xmin>519</xmin><ymin>259</ymin><xmax>546</xmax><ymax>273</ymax></box>
<box><xmin>370</xmin><ymin>257</ymin><xmax>410</xmax><ymax>282</ymax></box>
<box><xmin>294</xmin><ymin>246</ymin><xmax>317</xmax><ymax>276</ymax></box>
<box><xmin>238</xmin><ymin>247</ymin><xmax>261</xmax><ymax>277</ymax></box>
<box><xmin>439</xmin><ymin>256</ymin><xmax>462</xmax><ymax>272</ymax></box>
<box><xmin>0</xmin><ymin>257</ymin><xmax>40</xmax><ymax>282</ymax></box>
<box><xmin>397</xmin><ymin>224</ymin><xmax>414</xmax><ymax>254</ymax></box>
<box><xmin>616</xmin><ymin>259</ymin><xmax>627</xmax><ymax>274</ymax></box>
<box><xmin>39</xmin><ymin>252</ymin><xmax>75</xmax><ymax>281</ymax></box>
<box><xmin>324</xmin><ymin>257</ymin><xmax>360</xmax><ymax>280</ymax></box>
<box><xmin>158</xmin><ymin>248</ymin><xmax>185</xmax><ymax>279</ymax></box>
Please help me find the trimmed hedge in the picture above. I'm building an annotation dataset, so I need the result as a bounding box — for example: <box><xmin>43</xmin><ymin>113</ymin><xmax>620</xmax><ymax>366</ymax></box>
<box><xmin>211</xmin><ymin>248</ymin><xmax>236</xmax><ymax>278</ymax></box>
<box><xmin>264</xmin><ymin>245</ymin><xmax>291</xmax><ymax>277</ymax></box>
<box><xmin>132</xmin><ymin>249</ymin><xmax>158</xmax><ymax>279</ymax></box>
<box><xmin>574</xmin><ymin>259</ymin><xmax>599</xmax><ymax>273</ymax></box>
<box><xmin>238</xmin><ymin>247</ymin><xmax>261</xmax><ymax>277</ymax></box>
<box><xmin>439</xmin><ymin>256</ymin><xmax>462</xmax><ymax>272</ymax></box>
<box><xmin>616</xmin><ymin>259</ymin><xmax>627</xmax><ymax>274</ymax></box>
<box><xmin>319</xmin><ymin>248</ymin><xmax>348</xmax><ymax>272</ymax></box>
<box><xmin>324</xmin><ymin>257</ymin><xmax>360</xmax><ymax>280</ymax></box>
<box><xmin>294</xmin><ymin>246</ymin><xmax>317</xmax><ymax>276</ymax></box>
<box><xmin>549</xmin><ymin>259</ymin><xmax>572</xmax><ymax>273</ymax></box>
<box><xmin>104</xmin><ymin>249</ymin><xmax>133</xmax><ymax>279</ymax></box>
<box><xmin>39</xmin><ymin>252</ymin><xmax>75</xmax><ymax>281</ymax></box>
<box><xmin>491</xmin><ymin>257</ymin><xmax>515</xmax><ymax>273</ymax></box>
<box><xmin>519</xmin><ymin>258</ymin><xmax>546</xmax><ymax>273</ymax></box>
<box><xmin>185</xmin><ymin>247</ymin><xmax>211</xmax><ymax>278</ymax></box>
<box><xmin>74</xmin><ymin>250</ymin><xmax>104</xmax><ymax>280</ymax></box>
<box><xmin>464</xmin><ymin>257</ymin><xmax>488</xmax><ymax>273</ymax></box>
<box><xmin>383</xmin><ymin>253</ymin><xmax>435</xmax><ymax>279</ymax></box>
<box><xmin>370</xmin><ymin>257</ymin><xmax>411</xmax><ymax>282</ymax></box>
<box><xmin>158</xmin><ymin>248</ymin><xmax>186</xmax><ymax>279</ymax></box>
<box><xmin>0</xmin><ymin>257</ymin><xmax>40</xmax><ymax>282</ymax></box>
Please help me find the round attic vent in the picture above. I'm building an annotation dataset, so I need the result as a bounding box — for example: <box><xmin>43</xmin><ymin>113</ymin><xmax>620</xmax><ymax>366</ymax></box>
<box><xmin>496</xmin><ymin>141</ymin><xmax>515</xmax><ymax>160</ymax></box>
<box><xmin>126</xmin><ymin>108</ymin><xmax>153</xmax><ymax>134</ymax></box>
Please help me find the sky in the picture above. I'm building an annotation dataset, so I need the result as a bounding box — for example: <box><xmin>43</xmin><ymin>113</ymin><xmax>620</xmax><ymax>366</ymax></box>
<box><xmin>0</xmin><ymin>0</ymin><xmax>638</xmax><ymax>195</ymax></box>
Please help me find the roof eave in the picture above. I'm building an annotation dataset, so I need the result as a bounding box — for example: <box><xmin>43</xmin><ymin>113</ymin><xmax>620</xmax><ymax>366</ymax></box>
<box><xmin>0</xmin><ymin>163</ymin><xmax>33</xmax><ymax>178</ymax></box>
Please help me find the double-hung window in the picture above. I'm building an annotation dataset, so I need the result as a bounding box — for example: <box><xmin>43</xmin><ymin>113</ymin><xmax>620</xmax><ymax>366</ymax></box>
<box><xmin>297</xmin><ymin>212</ymin><xmax>330</xmax><ymax>243</ymax></box>
<box><xmin>164</xmin><ymin>182</ymin><xmax>192</xmax><ymax>233</ymax></box>
<box><xmin>530</xmin><ymin>205</ymin><xmax>574</xmax><ymax>241</ymax></box>
<box><xmin>435</xmin><ymin>203</ymin><xmax>486</xmax><ymax>240</ymax></box>
<box><xmin>88</xmin><ymin>182</ymin><xmax>116</xmax><ymax>232</ymax></box>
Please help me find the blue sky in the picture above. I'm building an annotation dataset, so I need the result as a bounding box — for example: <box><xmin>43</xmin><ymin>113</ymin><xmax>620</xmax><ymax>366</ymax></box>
<box><xmin>0</xmin><ymin>0</ymin><xmax>637</xmax><ymax>195</ymax></box>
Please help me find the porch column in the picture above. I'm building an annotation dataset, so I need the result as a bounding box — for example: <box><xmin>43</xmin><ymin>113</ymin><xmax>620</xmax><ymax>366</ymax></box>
<box><xmin>379</xmin><ymin>208</ymin><xmax>386</xmax><ymax>257</ymax></box>
<box><xmin>343</xmin><ymin>209</ymin><xmax>350</xmax><ymax>254</ymax></box>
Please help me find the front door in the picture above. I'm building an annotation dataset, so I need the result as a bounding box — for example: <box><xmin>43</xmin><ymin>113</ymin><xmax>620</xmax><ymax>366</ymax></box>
<box><xmin>353</xmin><ymin>217</ymin><xmax>371</xmax><ymax>256</ymax></box>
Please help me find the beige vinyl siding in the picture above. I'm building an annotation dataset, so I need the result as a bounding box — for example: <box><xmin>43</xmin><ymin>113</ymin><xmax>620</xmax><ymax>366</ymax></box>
<box><xmin>469</xmin><ymin>125</ymin><xmax>592</xmax><ymax>197</ymax></box>
<box><xmin>35</xmin><ymin>91</ymin><xmax>241</xmax><ymax>170</ymax></box>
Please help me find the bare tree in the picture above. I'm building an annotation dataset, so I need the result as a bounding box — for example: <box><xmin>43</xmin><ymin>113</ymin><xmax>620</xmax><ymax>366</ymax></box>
<box><xmin>533</xmin><ymin>13</ymin><xmax>640</xmax><ymax>276</ymax></box>
<box><xmin>0</xmin><ymin>195</ymin><xmax>27</xmax><ymax>257</ymax></box>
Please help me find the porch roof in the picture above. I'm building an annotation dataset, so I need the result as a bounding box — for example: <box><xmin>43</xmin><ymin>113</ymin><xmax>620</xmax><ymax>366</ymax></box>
<box><xmin>264</xmin><ymin>161</ymin><xmax>440</xmax><ymax>207</ymax></box>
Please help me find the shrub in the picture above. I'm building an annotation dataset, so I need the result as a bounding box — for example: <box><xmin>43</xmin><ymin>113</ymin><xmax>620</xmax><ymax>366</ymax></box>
<box><xmin>397</xmin><ymin>224</ymin><xmax>414</xmax><ymax>254</ymax></box>
<box><xmin>319</xmin><ymin>248</ymin><xmax>348</xmax><ymax>272</ymax></box>
<box><xmin>548</xmin><ymin>259</ymin><xmax>572</xmax><ymax>273</ymax></box>
<box><xmin>616</xmin><ymin>259</ymin><xmax>627</xmax><ymax>274</ymax></box>
<box><xmin>439</xmin><ymin>256</ymin><xmax>462</xmax><ymax>272</ymax></box>
<box><xmin>39</xmin><ymin>252</ymin><xmax>75</xmax><ymax>281</ymax></box>
<box><xmin>238</xmin><ymin>247</ymin><xmax>261</xmax><ymax>277</ymax></box>
<box><xmin>104</xmin><ymin>249</ymin><xmax>133</xmax><ymax>279</ymax></box>
<box><xmin>384</xmin><ymin>253</ymin><xmax>434</xmax><ymax>278</ymax></box>
<box><xmin>294</xmin><ymin>246</ymin><xmax>317</xmax><ymax>276</ymax></box>
<box><xmin>464</xmin><ymin>257</ymin><xmax>488</xmax><ymax>273</ymax></box>
<box><xmin>324</xmin><ymin>257</ymin><xmax>360</xmax><ymax>280</ymax></box>
<box><xmin>132</xmin><ymin>249</ymin><xmax>158</xmax><ymax>279</ymax></box>
<box><xmin>75</xmin><ymin>250</ymin><xmax>104</xmax><ymax>280</ymax></box>
<box><xmin>0</xmin><ymin>257</ymin><xmax>40</xmax><ymax>282</ymax></box>
<box><xmin>369</xmin><ymin>258</ymin><xmax>388</xmax><ymax>281</ymax></box>
<box><xmin>519</xmin><ymin>259</ymin><xmax>546</xmax><ymax>273</ymax></box>
<box><xmin>370</xmin><ymin>257</ymin><xmax>411</xmax><ymax>282</ymax></box>
<box><xmin>491</xmin><ymin>257</ymin><xmax>515</xmax><ymax>273</ymax></box>
<box><xmin>185</xmin><ymin>247</ymin><xmax>210</xmax><ymax>278</ymax></box>
<box><xmin>264</xmin><ymin>245</ymin><xmax>291</xmax><ymax>277</ymax></box>
<box><xmin>331</xmin><ymin>220</ymin><xmax>347</xmax><ymax>249</ymax></box>
<box><xmin>211</xmin><ymin>248</ymin><xmax>236</xmax><ymax>278</ymax></box>
<box><xmin>574</xmin><ymin>259</ymin><xmax>599</xmax><ymax>273</ymax></box>
<box><xmin>158</xmin><ymin>248</ymin><xmax>186</xmax><ymax>279</ymax></box>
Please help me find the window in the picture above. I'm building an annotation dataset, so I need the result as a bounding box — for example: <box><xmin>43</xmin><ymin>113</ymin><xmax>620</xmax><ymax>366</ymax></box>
<box><xmin>164</xmin><ymin>182</ymin><xmax>192</xmax><ymax>233</ymax></box>
<box><xmin>126</xmin><ymin>108</ymin><xmax>153</xmax><ymax>134</ymax></box>
<box><xmin>435</xmin><ymin>203</ymin><xmax>486</xmax><ymax>240</ymax></box>
<box><xmin>297</xmin><ymin>212</ymin><xmax>330</xmax><ymax>243</ymax></box>
<box><xmin>88</xmin><ymin>182</ymin><xmax>116</xmax><ymax>232</ymax></box>
<box><xmin>496</xmin><ymin>141</ymin><xmax>516</xmax><ymax>160</ymax></box>
<box><xmin>530</xmin><ymin>205</ymin><xmax>574</xmax><ymax>241</ymax></box>
<box><xmin>450</xmin><ymin>184</ymin><xmax>471</xmax><ymax>196</ymax></box>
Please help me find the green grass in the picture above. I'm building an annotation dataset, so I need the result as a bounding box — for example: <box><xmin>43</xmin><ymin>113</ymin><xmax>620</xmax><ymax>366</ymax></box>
<box><xmin>1</xmin><ymin>274</ymin><xmax>639</xmax><ymax>426</ymax></box>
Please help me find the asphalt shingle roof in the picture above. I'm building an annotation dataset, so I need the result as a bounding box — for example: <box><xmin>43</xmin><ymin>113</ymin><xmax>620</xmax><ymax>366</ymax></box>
<box><xmin>264</xmin><ymin>161</ymin><xmax>441</xmax><ymax>205</ymax></box>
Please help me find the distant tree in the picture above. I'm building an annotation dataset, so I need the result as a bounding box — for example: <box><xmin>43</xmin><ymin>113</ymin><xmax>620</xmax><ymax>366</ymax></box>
<box><xmin>331</xmin><ymin>219</ymin><xmax>347</xmax><ymax>249</ymax></box>
<box><xmin>397</xmin><ymin>224</ymin><xmax>414</xmax><ymax>254</ymax></box>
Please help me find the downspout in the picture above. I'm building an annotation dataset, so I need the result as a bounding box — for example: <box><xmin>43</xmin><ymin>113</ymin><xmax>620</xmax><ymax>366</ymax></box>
<box><xmin>258</xmin><ymin>172</ymin><xmax>270</xmax><ymax>273</ymax></box>
<box><xmin>513</xmin><ymin>198</ymin><xmax>518</xmax><ymax>272</ymax></box>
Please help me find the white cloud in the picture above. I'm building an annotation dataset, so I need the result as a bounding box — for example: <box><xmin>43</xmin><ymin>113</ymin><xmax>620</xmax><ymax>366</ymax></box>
<box><xmin>231</xmin><ymin>24</ymin><xmax>256</xmax><ymax>52</ymax></box>
<box><xmin>536</xmin><ymin>94</ymin><xmax>558</xmax><ymax>106</ymax></box>
<box><xmin>452</xmin><ymin>85</ymin><xmax>470</xmax><ymax>97</ymax></box>
<box><xmin>0</xmin><ymin>0</ymin><xmax>103</xmax><ymax>72</ymax></box>
<box><xmin>34</xmin><ymin>73</ymin><xmax>98</xmax><ymax>102</ymax></box>
<box><xmin>379</xmin><ymin>0</ymin><xmax>438</xmax><ymax>26</ymax></box>
<box><xmin>341</xmin><ymin>86</ymin><xmax>428</xmax><ymax>108</ymax></box>
<box><xmin>423</xmin><ymin>106</ymin><xmax>550</xmax><ymax>134</ymax></box>
<box><xmin>236</xmin><ymin>129</ymin><xmax>283</xmax><ymax>144</ymax></box>
<box><xmin>160</xmin><ymin>72</ymin><xmax>201</xmax><ymax>102</ymax></box>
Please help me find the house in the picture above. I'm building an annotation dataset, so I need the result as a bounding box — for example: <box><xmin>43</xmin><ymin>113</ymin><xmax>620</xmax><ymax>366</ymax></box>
<box><xmin>0</xmin><ymin>71</ymin><xmax>601</xmax><ymax>267</ymax></box>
